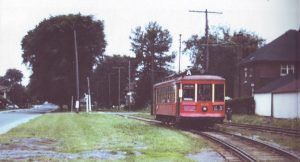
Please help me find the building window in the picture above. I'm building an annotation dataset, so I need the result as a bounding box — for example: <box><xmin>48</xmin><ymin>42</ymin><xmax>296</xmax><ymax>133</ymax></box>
<box><xmin>244</xmin><ymin>68</ymin><xmax>248</xmax><ymax>83</ymax></box>
<box><xmin>280</xmin><ymin>64</ymin><xmax>294</xmax><ymax>76</ymax></box>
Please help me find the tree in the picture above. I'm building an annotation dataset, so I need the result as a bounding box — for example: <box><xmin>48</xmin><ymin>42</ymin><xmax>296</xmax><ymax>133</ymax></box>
<box><xmin>130</xmin><ymin>22</ymin><xmax>174</xmax><ymax>108</ymax></box>
<box><xmin>184</xmin><ymin>27</ymin><xmax>264</xmax><ymax>97</ymax></box>
<box><xmin>0</xmin><ymin>69</ymin><xmax>23</xmax><ymax>87</ymax></box>
<box><xmin>91</xmin><ymin>55</ymin><xmax>137</xmax><ymax>108</ymax></box>
<box><xmin>0</xmin><ymin>69</ymin><xmax>29</xmax><ymax>108</ymax></box>
<box><xmin>8</xmin><ymin>84</ymin><xmax>29</xmax><ymax>108</ymax></box>
<box><xmin>21</xmin><ymin>14</ymin><xmax>106</xmax><ymax>107</ymax></box>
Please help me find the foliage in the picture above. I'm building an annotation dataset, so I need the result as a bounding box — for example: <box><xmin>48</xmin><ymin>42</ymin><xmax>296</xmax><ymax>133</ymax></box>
<box><xmin>7</xmin><ymin>84</ymin><xmax>29</xmax><ymax>108</ymax></box>
<box><xmin>92</xmin><ymin>55</ymin><xmax>137</xmax><ymax>107</ymax></box>
<box><xmin>226</xmin><ymin>97</ymin><xmax>255</xmax><ymax>114</ymax></box>
<box><xmin>184</xmin><ymin>27</ymin><xmax>264</xmax><ymax>97</ymax></box>
<box><xmin>0</xmin><ymin>113</ymin><xmax>208</xmax><ymax>161</ymax></box>
<box><xmin>3</xmin><ymin>69</ymin><xmax>23</xmax><ymax>86</ymax></box>
<box><xmin>0</xmin><ymin>69</ymin><xmax>29</xmax><ymax>107</ymax></box>
<box><xmin>130</xmin><ymin>22</ymin><xmax>175</xmax><ymax>108</ymax></box>
<box><xmin>232</xmin><ymin>114</ymin><xmax>300</xmax><ymax>129</ymax></box>
<box><xmin>0</xmin><ymin>69</ymin><xmax>23</xmax><ymax>87</ymax></box>
<box><xmin>21</xmin><ymin>14</ymin><xmax>106</xmax><ymax>106</ymax></box>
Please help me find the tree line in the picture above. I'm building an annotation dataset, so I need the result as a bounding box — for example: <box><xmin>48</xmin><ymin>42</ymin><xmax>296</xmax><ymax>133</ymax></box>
<box><xmin>1</xmin><ymin>14</ymin><xmax>265</xmax><ymax>109</ymax></box>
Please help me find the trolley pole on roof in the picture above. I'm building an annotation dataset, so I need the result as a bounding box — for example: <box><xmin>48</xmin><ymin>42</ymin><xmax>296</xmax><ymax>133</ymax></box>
<box><xmin>179</xmin><ymin>34</ymin><xmax>182</xmax><ymax>73</ymax></box>
<box><xmin>189</xmin><ymin>9</ymin><xmax>222</xmax><ymax>72</ymax></box>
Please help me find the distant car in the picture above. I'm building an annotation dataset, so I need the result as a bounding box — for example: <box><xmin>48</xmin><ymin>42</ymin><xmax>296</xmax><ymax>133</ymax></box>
<box><xmin>6</xmin><ymin>104</ymin><xmax>19</xmax><ymax>109</ymax></box>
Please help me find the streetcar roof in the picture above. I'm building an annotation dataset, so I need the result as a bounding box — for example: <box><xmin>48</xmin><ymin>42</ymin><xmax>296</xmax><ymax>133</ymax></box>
<box><xmin>179</xmin><ymin>75</ymin><xmax>225</xmax><ymax>81</ymax></box>
<box><xmin>153</xmin><ymin>75</ymin><xmax>225</xmax><ymax>87</ymax></box>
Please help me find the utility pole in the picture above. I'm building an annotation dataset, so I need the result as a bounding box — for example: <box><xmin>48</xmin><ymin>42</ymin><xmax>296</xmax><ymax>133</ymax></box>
<box><xmin>87</xmin><ymin>77</ymin><xmax>91</xmax><ymax>112</ymax></box>
<box><xmin>150</xmin><ymin>51</ymin><xmax>154</xmax><ymax>115</ymax></box>
<box><xmin>73</xmin><ymin>30</ymin><xmax>80</xmax><ymax>113</ymax></box>
<box><xmin>108</xmin><ymin>73</ymin><xmax>111</xmax><ymax>107</ymax></box>
<box><xmin>113</xmin><ymin>67</ymin><xmax>123</xmax><ymax>109</ymax></box>
<box><xmin>189</xmin><ymin>9</ymin><xmax>222</xmax><ymax>72</ymax></box>
<box><xmin>128</xmin><ymin>59</ymin><xmax>131</xmax><ymax>111</ymax></box>
<box><xmin>179</xmin><ymin>34</ymin><xmax>182</xmax><ymax>73</ymax></box>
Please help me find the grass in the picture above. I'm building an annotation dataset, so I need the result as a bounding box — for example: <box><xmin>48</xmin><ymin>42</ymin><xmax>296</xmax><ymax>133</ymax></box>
<box><xmin>231</xmin><ymin>114</ymin><xmax>300</xmax><ymax>129</ymax></box>
<box><xmin>220</xmin><ymin>114</ymin><xmax>300</xmax><ymax>152</ymax></box>
<box><xmin>0</xmin><ymin>113</ymin><xmax>208</xmax><ymax>161</ymax></box>
<box><xmin>216</xmin><ymin>124</ymin><xmax>300</xmax><ymax>152</ymax></box>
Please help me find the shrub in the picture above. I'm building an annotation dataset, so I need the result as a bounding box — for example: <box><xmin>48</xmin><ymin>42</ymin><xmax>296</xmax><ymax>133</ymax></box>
<box><xmin>226</xmin><ymin>97</ymin><xmax>255</xmax><ymax>115</ymax></box>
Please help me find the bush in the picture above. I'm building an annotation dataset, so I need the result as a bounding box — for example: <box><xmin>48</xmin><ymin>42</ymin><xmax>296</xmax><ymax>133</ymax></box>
<box><xmin>226</xmin><ymin>97</ymin><xmax>255</xmax><ymax>115</ymax></box>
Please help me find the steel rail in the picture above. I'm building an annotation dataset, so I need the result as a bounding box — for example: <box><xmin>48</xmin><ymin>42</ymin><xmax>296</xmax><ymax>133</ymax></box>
<box><xmin>119</xmin><ymin>115</ymin><xmax>300</xmax><ymax>161</ymax></box>
<box><xmin>120</xmin><ymin>115</ymin><xmax>255</xmax><ymax>161</ymax></box>
<box><xmin>222</xmin><ymin>123</ymin><xmax>300</xmax><ymax>137</ymax></box>
<box><xmin>215</xmin><ymin>129</ymin><xmax>300</xmax><ymax>161</ymax></box>
<box><xmin>190</xmin><ymin>129</ymin><xmax>257</xmax><ymax>162</ymax></box>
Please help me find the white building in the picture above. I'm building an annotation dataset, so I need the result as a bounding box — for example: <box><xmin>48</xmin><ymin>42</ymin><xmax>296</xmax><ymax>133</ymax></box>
<box><xmin>254</xmin><ymin>76</ymin><xmax>300</xmax><ymax>119</ymax></box>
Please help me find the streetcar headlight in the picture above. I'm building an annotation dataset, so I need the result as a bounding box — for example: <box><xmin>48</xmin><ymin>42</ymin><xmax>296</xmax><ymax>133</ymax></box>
<box><xmin>202</xmin><ymin>106</ymin><xmax>208</xmax><ymax>112</ymax></box>
<box><xmin>213</xmin><ymin>105</ymin><xmax>223</xmax><ymax>111</ymax></box>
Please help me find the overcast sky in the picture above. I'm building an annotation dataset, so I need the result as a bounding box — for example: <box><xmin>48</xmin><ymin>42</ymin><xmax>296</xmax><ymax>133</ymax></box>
<box><xmin>0</xmin><ymin>0</ymin><xmax>299</xmax><ymax>85</ymax></box>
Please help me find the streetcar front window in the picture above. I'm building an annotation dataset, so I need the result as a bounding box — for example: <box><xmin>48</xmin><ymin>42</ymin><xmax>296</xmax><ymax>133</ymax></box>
<box><xmin>198</xmin><ymin>84</ymin><xmax>212</xmax><ymax>101</ymax></box>
<box><xmin>182</xmin><ymin>84</ymin><xmax>195</xmax><ymax>101</ymax></box>
<box><xmin>214</xmin><ymin>84</ymin><xmax>224</xmax><ymax>101</ymax></box>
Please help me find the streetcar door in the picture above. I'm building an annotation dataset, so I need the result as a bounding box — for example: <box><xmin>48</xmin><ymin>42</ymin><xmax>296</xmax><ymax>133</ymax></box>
<box><xmin>176</xmin><ymin>83</ymin><xmax>181</xmax><ymax>117</ymax></box>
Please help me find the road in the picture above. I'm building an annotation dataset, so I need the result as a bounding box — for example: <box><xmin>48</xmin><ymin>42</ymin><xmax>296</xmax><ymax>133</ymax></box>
<box><xmin>0</xmin><ymin>103</ymin><xmax>58</xmax><ymax>134</ymax></box>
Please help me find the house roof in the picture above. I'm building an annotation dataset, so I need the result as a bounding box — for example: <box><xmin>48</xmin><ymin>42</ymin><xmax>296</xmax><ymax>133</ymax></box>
<box><xmin>273</xmin><ymin>79</ymin><xmax>300</xmax><ymax>93</ymax></box>
<box><xmin>254</xmin><ymin>75</ymin><xmax>296</xmax><ymax>93</ymax></box>
<box><xmin>240</xmin><ymin>29</ymin><xmax>300</xmax><ymax>65</ymax></box>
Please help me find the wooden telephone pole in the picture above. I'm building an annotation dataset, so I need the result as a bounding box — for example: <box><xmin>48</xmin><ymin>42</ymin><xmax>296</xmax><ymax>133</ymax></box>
<box><xmin>113</xmin><ymin>67</ymin><xmax>124</xmax><ymax>109</ymax></box>
<box><xmin>189</xmin><ymin>9</ymin><xmax>222</xmax><ymax>72</ymax></box>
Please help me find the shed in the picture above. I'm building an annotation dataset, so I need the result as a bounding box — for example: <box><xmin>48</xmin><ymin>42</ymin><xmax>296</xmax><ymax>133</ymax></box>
<box><xmin>254</xmin><ymin>75</ymin><xmax>299</xmax><ymax>118</ymax></box>
<box><xmin>272</xmin><ymin>79</ymin><xmax>300</xmax><ymax>118</ymax></box>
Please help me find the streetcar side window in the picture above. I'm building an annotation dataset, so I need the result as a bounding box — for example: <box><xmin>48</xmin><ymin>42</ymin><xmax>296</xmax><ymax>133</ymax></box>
<box><xmin>182</xmin><ymin>84</ymin><xmax>195</xmax><ymax>101</ymax></box>
<box><xmin>198</xmin><ymin>84</ymin><xmax>212</xmax><ymax>101</ymax></box>
<box><xmin>214</xmin><ymin>84</ymin><xmax>224</xmax><ymax>102</ymax></box>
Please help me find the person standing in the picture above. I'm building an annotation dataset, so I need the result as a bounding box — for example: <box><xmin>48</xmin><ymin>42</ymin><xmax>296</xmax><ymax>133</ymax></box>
<box><xmin>226</xmin><ymin>107</ymin><xmax>232</xmax><ymax>122</ymax></box>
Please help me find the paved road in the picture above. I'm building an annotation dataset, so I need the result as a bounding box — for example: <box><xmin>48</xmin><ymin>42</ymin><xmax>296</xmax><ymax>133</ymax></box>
<box><xmin>0</xmin><ymin>103</ymin><xmax>58</xmax><ymax>134</ymax></box>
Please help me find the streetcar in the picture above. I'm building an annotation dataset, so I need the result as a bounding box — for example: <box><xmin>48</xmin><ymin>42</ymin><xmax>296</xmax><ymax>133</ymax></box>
<box><xmin>152</xmin><ymin>70</ymin><xmax>225</xmax><ymax>125</ymax></box>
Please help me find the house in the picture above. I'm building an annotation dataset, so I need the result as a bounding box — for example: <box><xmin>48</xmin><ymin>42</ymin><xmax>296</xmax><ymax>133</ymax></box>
<box><xmin>254</xmin><ymin>75</ymin><xmax>299</xmax><ymax>118</ymax></box>
<box><xmin>0</xmin><ymin>85</ymin><xmax>10</xmax><ymax>108</ymax></box>
<box><xmin>238</xmin><ymin>29</ymin><xmax>299</xmax><ymax>97</ymax></box>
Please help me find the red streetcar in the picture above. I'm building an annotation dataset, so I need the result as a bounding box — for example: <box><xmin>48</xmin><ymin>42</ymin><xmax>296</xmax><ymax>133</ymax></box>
<box><xmin>152</xmin><ymin>71</ymin><xmax>225</xmax><ymax>125</ymax></box>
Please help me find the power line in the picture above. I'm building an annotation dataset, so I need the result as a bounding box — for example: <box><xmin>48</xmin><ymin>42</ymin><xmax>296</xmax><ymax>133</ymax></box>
<box><xmin>189</xmin><ymin>9</ymin><xmax>222</xmax><ymax>72</ymax></box>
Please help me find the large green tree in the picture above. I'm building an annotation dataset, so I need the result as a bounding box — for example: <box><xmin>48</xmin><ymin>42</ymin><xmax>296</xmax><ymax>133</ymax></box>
<box><xmin>0</xmin><ymin>69</ymin><xmax>23</xmax><ymax>87</ymax></box>
<box><xmin>92</xmin><ymin>55</ymin><xmax>137</xmax><ymax>108</ymax></box>
<box><xmin>130</xmin><ymin>22</ymin><xmax>174</xmax><ymax>108</ymax></box>
<box><xmin>22</xmin><ymin>14</ymin><xmax>106</xmax><ymax>106</ymax></box>
<box><xmin>0</xmin><ymin>69</ymin><xmax>29</xmax><ymax>107</ymax></box>
<box><xmin>184</xmin><ymin>27</ymin><xmax>264</xmax><ymax>97</ymax></box>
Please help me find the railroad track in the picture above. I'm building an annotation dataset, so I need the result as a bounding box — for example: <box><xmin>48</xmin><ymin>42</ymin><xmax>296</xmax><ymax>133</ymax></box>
<box><xmin>221</xmin><ymin>123</ymin><xmax>300</xmax><ymax>137</ymax></box>
<box><xmin>191</xmin><ymin>129</ymin><xmax>300</xmax><ymax>162</ymax></box>
<box><xmin>120</xmin><ymin>115</ymin><xmax>300</xmax><ymax>161</ymax></box>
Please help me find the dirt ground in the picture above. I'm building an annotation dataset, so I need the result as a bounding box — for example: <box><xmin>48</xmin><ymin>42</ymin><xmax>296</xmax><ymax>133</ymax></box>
<box><xmin>0</xmin><ymin>137</ymin><xmax>126</xmax><ymax>161</ymax></box>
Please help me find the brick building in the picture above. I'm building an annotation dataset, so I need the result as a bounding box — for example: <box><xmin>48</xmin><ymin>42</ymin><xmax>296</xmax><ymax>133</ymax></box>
<box><xmin>237</xmin><ymin>29</ymin><xmax>299</xmax><ymax>97</ymax></box>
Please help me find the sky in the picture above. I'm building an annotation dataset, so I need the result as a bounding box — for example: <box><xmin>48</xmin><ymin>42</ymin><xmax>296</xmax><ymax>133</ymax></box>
<box><xmin>0</xmin><ymin>0</ymin><xmax>299</xmax><ymax>85</ymax></box>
